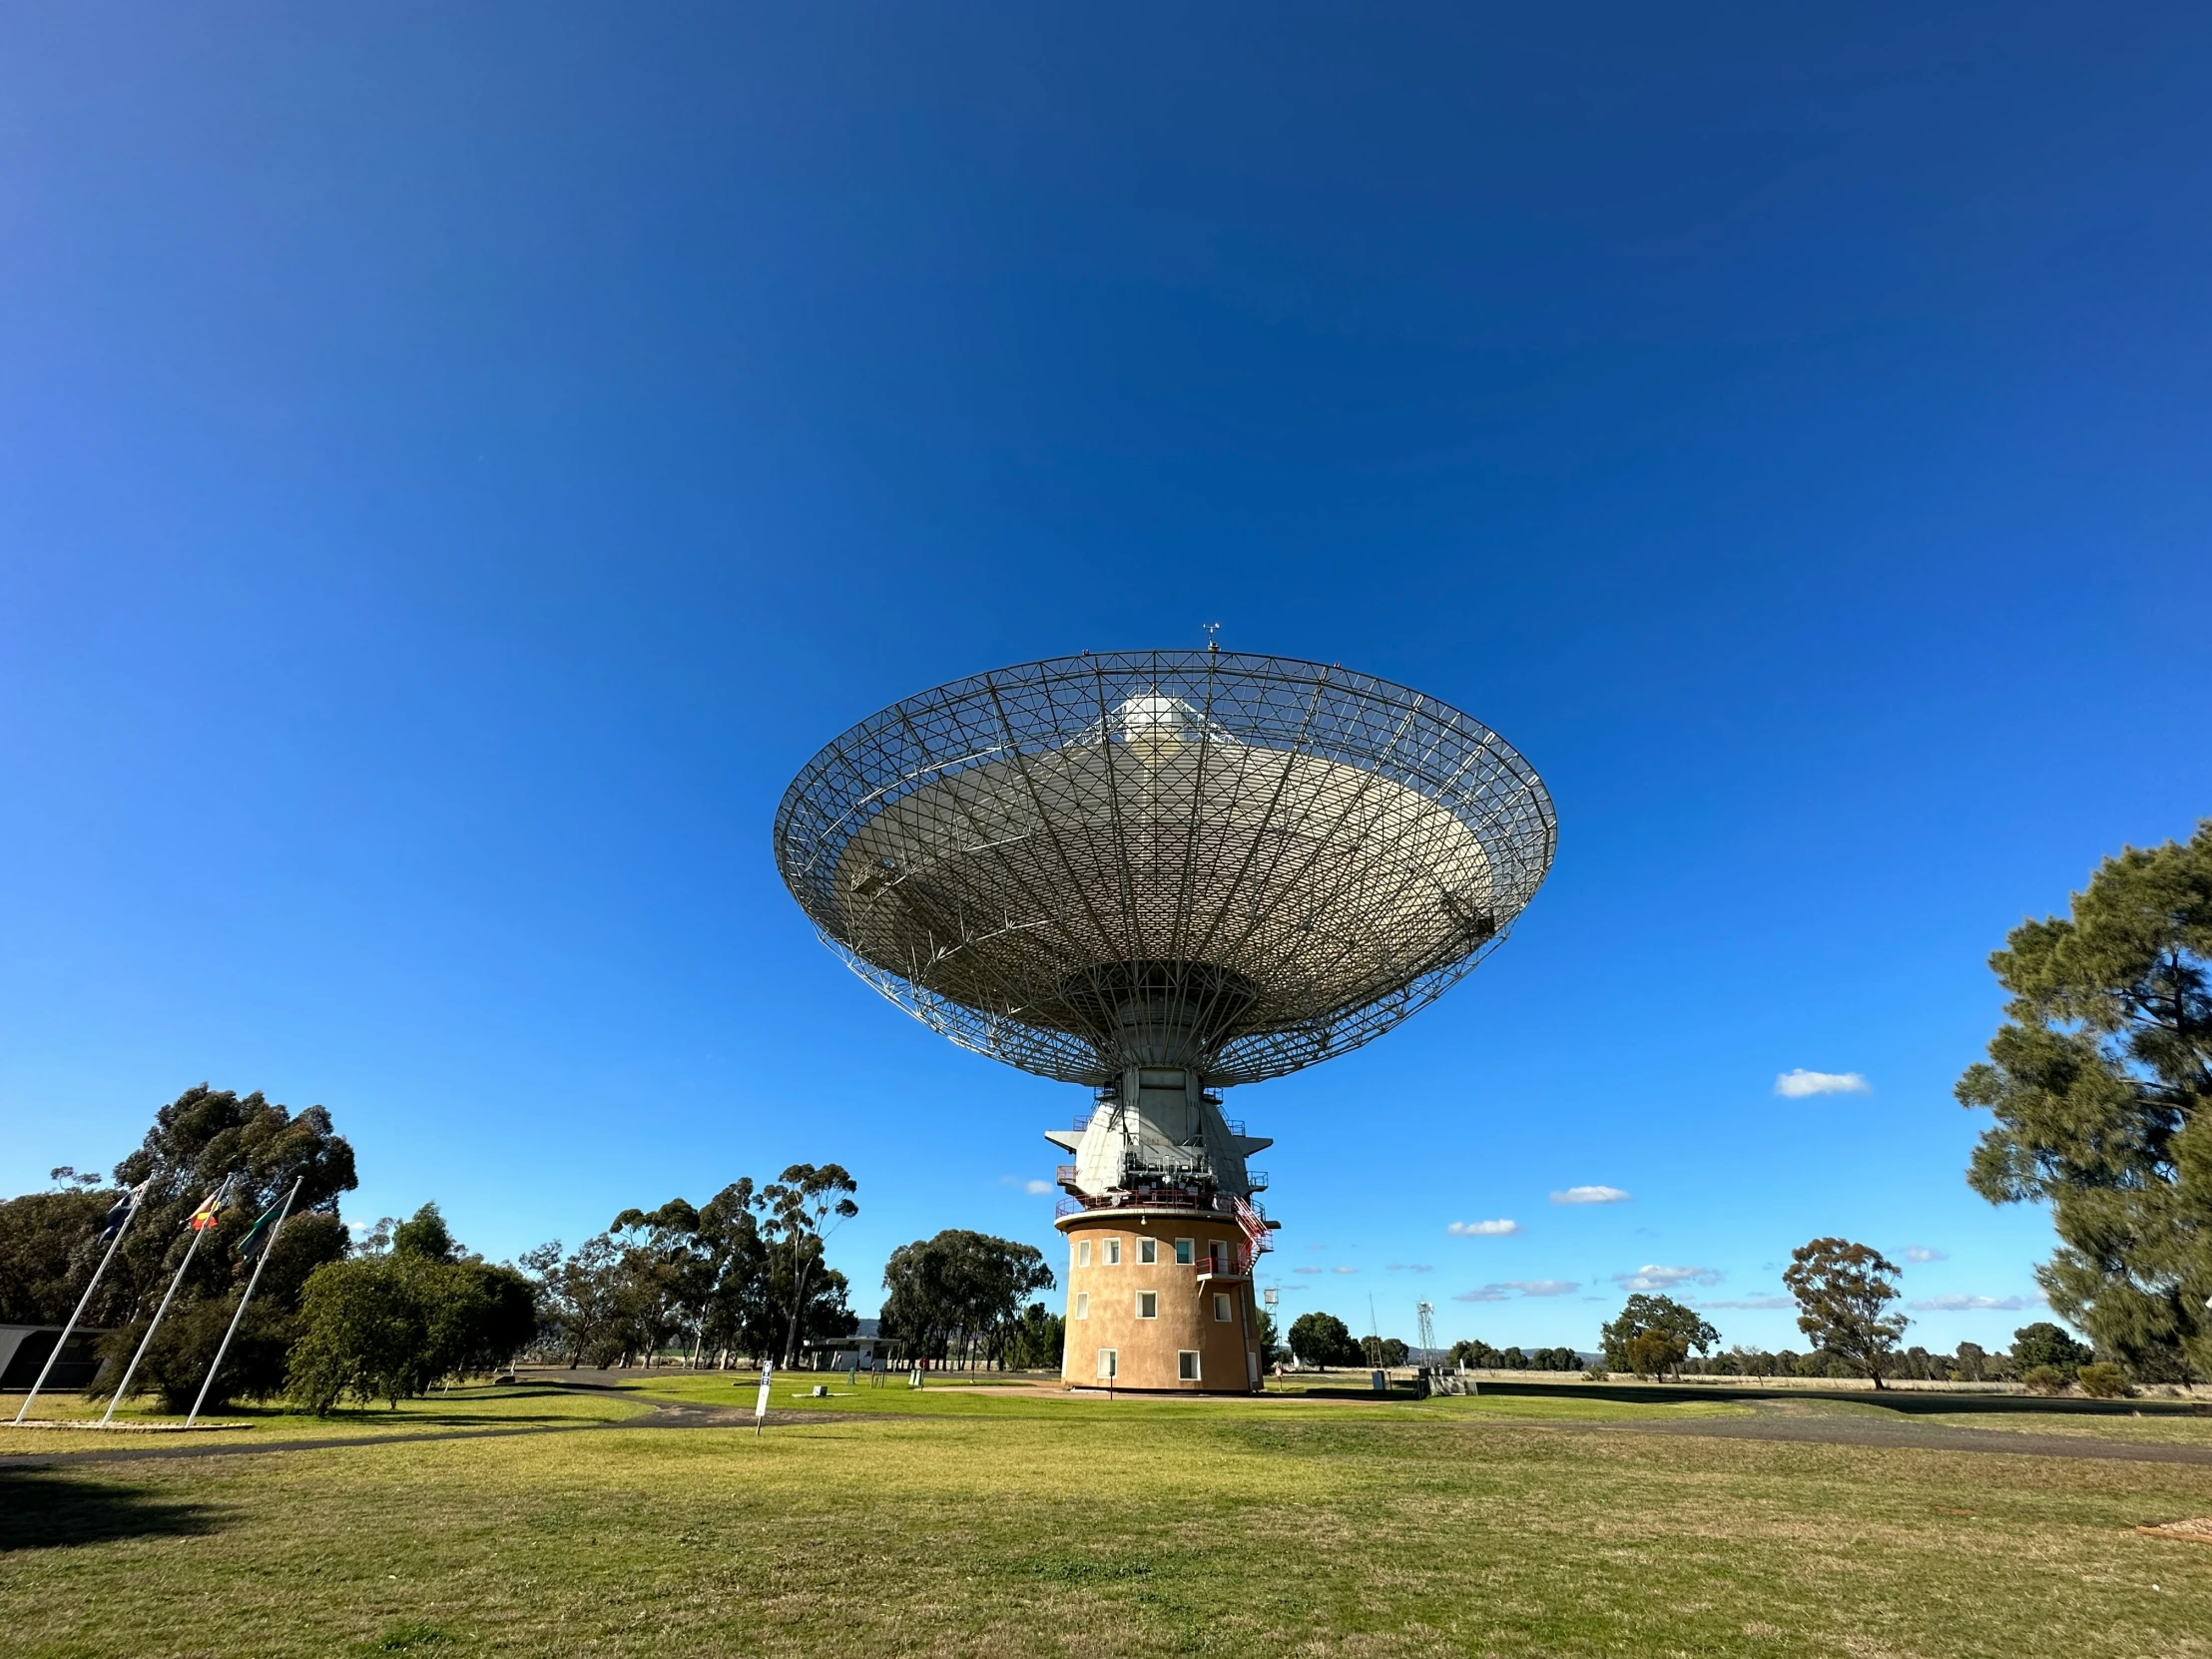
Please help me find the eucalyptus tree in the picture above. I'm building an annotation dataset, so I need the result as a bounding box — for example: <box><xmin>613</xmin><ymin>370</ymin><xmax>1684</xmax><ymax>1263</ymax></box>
<box><xmin>762</xmin><ymin>1164</ymin><xmax>859</xmax><ymax>1366</ymax></box>
<box><xmin>880</xmin><ymin>1229</ymin><xmax>1055</xmax><ymax>1367</ymax></box>
<box><xmin>1956</xmin><ymin>822</ymin><xmax>2211</xmax><ymax>1381</ymax></box>
<box><xmin>1783</xmin><ymin>1238</ymin><xmax>1908</xmax><ymax>1387</ymax></box>
<box><xmin>1599</xmin><ymin>1294</ymin><xmax>1718</xmax><ymax>1379</ymax></box>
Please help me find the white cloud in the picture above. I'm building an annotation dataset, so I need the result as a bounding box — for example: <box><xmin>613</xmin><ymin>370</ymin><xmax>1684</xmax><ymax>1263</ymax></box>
<box><xmin>1386</xmin><ymin>1263</ymin><xmax>1435</xmax><ymax>1274</ymax></box>
<box><xmin>1613</xmin><ymin>1265</ymin><xmax>1722</xmax><ymax>1292</ymax></box>
<box><xmin>1775</xmin><ymin>1069</ymin><xmax>1870</xmax><ymax>1098</ymax></box>
<box><xmin>1904</xmin><ymin>1246</ymin><xmax>1946</xmax><ymax>1264</ymax></box>
<box><xmin>1447</xmin><ymin>1219</ymin><xmax>1519</xmax><ymax>1237</ymax></box>
<box><xmin>1910</xmin><ymin>1294</ymin><xmax>2037</xmax><ymax>1312</ymax></box>
<box><xmin>1453</xmin><ymin>1280</ymin><xmax>1580</xmax><ymax>1303</ymax></box>
<box><xmin>1293</xmin><ymin>1266</ymin><xmax>1324</xmax><ymax>1276</ymax></box>
<box><xmin>1332</xmin><ymin>1266</ymin><xmax>1359</xmax><ymax>1275</ymax></box>
<box><xmin>1699</xmin><ymin>1296</ymin><xmax>1792</xmax><ymax>1310</ymax></box>
<box><xmin>1550</xmin><ymin>1186</ymin><xmax>1631</xmax><ymax>1206</ymax></box>
<box><xmin>1000</xmin><ymin>1176</ymin><xmax>1057</xmax><ymax>1195</ymax></box>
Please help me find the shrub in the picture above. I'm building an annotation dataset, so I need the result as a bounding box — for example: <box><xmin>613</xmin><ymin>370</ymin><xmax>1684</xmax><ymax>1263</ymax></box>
<box><xmin>1581</xmin><ymin>1365</ymin><xmax>1609</xmax><ymax>1382</ymax></box>
<box><xmin>2011</xmin><ymin>1322</ymin><xmax>2090</xmax><ymax>1381</ymax></box>
<box><xmin>2074</xmin><ymin>1362</ymin><xmax>2135</xmax><ymax>1398</ymax></box>
<box><xmin>2020</xmin><ymin>1365</ymin><xmax>2068</xmax><ymax>1395</ymax></box>
<box><xmin>1623</xmin><ymin>1330</ymin><xmax>1679</xmax><ymax>1379</ymax></box>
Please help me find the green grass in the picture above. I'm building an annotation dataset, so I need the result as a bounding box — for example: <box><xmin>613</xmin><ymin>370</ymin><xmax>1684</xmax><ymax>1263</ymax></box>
<box><xmin>0</xmin><ymin>1382</ymin><xmax>647</xmax><ymax>1455</ymax></box>
<box><xmin>1916</xmin><ymin>1407</ymin><xmax>2212</xmax><ymax>1445</ymax></box>
<box><xmin>6</xmin><ymin>1376</ymin><xmax>2211</xmax><ymax>1658</ymax></box>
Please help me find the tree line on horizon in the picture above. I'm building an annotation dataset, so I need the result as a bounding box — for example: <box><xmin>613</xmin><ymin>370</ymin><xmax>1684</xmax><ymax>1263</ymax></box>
<box><xmin>523</xmin><ymin>1165</ymin><xmax>861</xmax><ymax>1371</ymax></box>
<box><xmin>1286</xmin><ymin>821</ymin><xmax>2209</xmax><ymax>1394</ymax></box>
<box><xmin>0</xmin><ymin>1086</ymin><xmax>872</xmax><ymax>1411</ymax></box>
<box><xmin>0</xmin><ymin>1085</ymin><xmax>1067</xmax><ymax>1411</ymax></box>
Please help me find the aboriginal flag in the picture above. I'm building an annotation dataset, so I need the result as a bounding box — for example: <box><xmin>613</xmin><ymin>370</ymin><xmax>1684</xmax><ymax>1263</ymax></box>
<box><xmin>188</xmin><ymin>1187</ymin><xmax>227</xmax><ymax>1231</ymax></box>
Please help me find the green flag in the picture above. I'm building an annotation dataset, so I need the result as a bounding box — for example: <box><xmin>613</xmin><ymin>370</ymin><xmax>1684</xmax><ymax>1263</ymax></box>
<box><xmin>237</xmin><ymin>1195</ymin><xmax>286</xmax><ymax>1261</ymax></box>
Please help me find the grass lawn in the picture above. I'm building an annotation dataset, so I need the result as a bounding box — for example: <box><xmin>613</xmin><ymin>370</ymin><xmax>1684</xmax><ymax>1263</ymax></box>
<box><xmin>6</xmin><ymin>1375</ymin><xmax>2211</xmax><ymax>1658</ymax></box>
<box><xmin>0</xmin><ymin>1382</ymin><xmax>648</xmax><ymax>1456</ymax></box>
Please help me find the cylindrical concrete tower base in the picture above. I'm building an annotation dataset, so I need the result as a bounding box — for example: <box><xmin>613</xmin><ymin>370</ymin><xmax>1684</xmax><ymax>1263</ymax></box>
<box><xmin>1056</xmin><ymin>1206</ymin><xmax>1263</xmax><ymax>1392</ymax></box>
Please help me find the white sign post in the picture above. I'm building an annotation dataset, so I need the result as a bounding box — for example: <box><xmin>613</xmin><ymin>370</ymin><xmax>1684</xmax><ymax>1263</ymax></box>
<box><xmin>753</xmin><ymin>1361</ymin><xmax>774</xmax><ymax>1437</ymax></box>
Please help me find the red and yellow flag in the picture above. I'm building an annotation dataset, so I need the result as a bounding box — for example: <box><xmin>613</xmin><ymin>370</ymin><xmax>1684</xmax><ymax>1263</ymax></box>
<box><xmin>188</xmin><ymin>1190</ymin><xmax>226</xmax><ymax>1231</ymax></box>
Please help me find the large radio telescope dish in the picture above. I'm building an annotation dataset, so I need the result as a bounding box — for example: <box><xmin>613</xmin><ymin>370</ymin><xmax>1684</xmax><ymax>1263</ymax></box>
<box><xmin>774</xmin><ymin>650</ymin><xmax>1555</xmax><ymax>1087</ymax></box>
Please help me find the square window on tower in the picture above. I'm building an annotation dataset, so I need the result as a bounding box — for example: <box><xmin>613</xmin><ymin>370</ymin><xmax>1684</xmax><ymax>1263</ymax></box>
<box><xmin>1174</xmin><ymin>1239</ymin><xmax>1194</xmax><ymax>1265</ymax></box>
<box><xmin>1077</xmin><ymin>1240</ymin><xmax>1091</xmax><ymax>1268</ymax></box>
<box><xmin>1136</xmin><ymin>1292</ymin><xmax>1158</xmax><ymax>1320</ymax></box>
<box><xmin>1075</xmin><ymin>1292</ymin><xmax>1089</xmax><ymax>1320</ymax></box>
<box><xmin>1097</xmin><ymin>1350</ymin><xmax>1117</xmax><ymax>1381</ymax></box>
<box><xmin>1138</xmin><ymin>1238</ymin><xmax>1157</xmax><ymax>1265</ymax></box>
<box><xmin>1178</xmin><ymin>1351</ymin><xmax>1201</xmax><ymax>1382</ymax></box>
<box><xmin>1214</xmin><ymin>1293</ymin><xmax>1232</xmax><ymax>1322</ymax></box>
<box><xmin>1105</xmin><ymin>1239</ymin><xmax>1122</xmax><ymax>1266</ymax></box>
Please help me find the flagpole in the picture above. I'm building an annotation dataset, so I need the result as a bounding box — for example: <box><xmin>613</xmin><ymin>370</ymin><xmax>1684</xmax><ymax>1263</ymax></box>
<box><xmin>188</xmin><ymin>1176</ymin><xmax>301</xmax><ymax>1428</ymax></box>
<box><xmin>101</xmin><ymin>1175</ymin><xmax>231</xmax><ymax>1428</ymax></box>
<box><xmin>12</xmin><ymin>1183</ymin><xmax>147</xmax><ymax>1425</ymax></box>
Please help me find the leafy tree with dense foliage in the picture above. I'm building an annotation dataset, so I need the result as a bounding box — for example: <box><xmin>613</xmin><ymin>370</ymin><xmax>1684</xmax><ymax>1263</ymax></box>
<box><xmin>879</xmin><ymin>1229</ymin><xmax>1054</xmax><ymax>1366</ymax></box>
<box><xmin>1454</xmin><ymin>1343</ymin><xmax>1587</xmax><ymax>1372</ymax></box>
<box><xmin>2009</xmin><ymin>1321</ymin><xmax>2092</xmax><ymax>1380</ymax></box>
<box><xmin>527</xmin><ymin>1168</ymin><xmax>856</xmax><ymax>1368</ymax></box>
<box><xmin>1360</xmin><ymin>1335</ymin><xmax>1410</xmax><ymax>1368</ymax></box>
<box><xmin>1254</xmin><ymin>1306</ymin><xmax>1281</xmax><ymax>1367</ymax></box>
<box><xmin>285</xmin><ymin>1204</ymin><xmax>536</xmax><ymax>1411</ymax></box>
<box><xmin>1956</xmin><ymin>823</ymin><xmax>2211</xmax><ymax>1382</ymax></box>
<box><xmin>1288</xmin><ymin>1311</ymin><xmax>1361</xmax><ymax>1368</ymax></box>
<box><xmin>102</xmin><ymin>1086</ymin><xmax>358</xmax><ymax>1332</ymax></box>
<box><xmin>1783</xmin><ymin>1238</ymin><xmax>1908</xmax><ymax>1388</ymax></box>
<box><xmin>0</xmin><ymin>1085</ymin><xmax>357</xmax><ymax>1406</ymax></box>
<box><xmin>0</xmin><ymin>1173</ymin><xmax>115</xmax><ymax>1326</ymax></box>
<box><xmin>117</xmin><ymin>1215</ymin><xmax>351</xmax><ymax>1410</ymax></box>
<box><xmin>762</xmin><ymin>1164</ymin><xmax>860</xmax><ymax>1366</ymax></box>
<box><xmin>1599</xmin><ymin>1295</ymin><xmax>1718</xmax><ymax>1379</ymax></box>
<box><xmin>528</xmin><ymin>1233</ymin><xmax>629</xmax><ymax>1366</ymax></box>
<box><xmin>691</xmin><ymin>1180</ymin><xmax>775</xmax><ymax>1359</ymax></box>
<box><xmin>999</xmin><ymin>1303</ymin><xmax>1066</xmax><ymax>1370</ymax></box>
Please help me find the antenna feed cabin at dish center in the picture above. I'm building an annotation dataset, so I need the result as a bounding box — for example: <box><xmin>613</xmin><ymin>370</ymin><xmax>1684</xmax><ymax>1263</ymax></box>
<box><xmin>774</xmin><ymin>649</ymin><xmax>1554</xmax><ymax>1393</ymax></box>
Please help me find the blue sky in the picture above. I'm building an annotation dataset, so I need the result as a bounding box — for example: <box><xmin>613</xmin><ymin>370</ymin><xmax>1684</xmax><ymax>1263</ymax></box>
<box><xmin>3</xmin><ymin>4</ymin><xmax>2208</xmax><ymax>1353</ymax></box>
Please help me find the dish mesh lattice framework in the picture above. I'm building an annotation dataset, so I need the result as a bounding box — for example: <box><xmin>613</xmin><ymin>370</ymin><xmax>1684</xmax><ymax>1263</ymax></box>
<box><xmin>774</xmin><ymin>650</ymin><xmax>1555</xmax><ymax>1085</ymax></box>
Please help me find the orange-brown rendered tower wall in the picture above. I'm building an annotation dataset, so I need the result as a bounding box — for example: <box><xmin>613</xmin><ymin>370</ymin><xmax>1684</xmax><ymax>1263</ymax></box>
<box><xmin>1056</xmin><ymin>1207</ymin><xmax>1262</xmax><ymax>1392</ymax></box>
